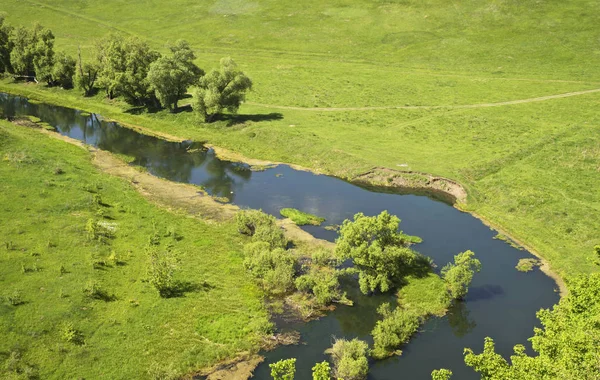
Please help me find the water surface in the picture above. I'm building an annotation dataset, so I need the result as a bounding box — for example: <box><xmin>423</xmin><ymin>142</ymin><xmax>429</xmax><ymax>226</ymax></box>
<box><xmin>0</xmin><ymin>93</ymin><xmax>559</xmax><ymax>379</ymax></box>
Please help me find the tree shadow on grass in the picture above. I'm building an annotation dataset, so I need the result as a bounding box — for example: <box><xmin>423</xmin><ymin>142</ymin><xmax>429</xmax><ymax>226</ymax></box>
<box><xmin>162</xmin><ymin>280</ymin><xmax>215</xmax><ymax>298</ymax></box>
<box><xmin>216</xmin><ymin>112</ymin><xmax>284</xmax><ymax>127</ymax></box>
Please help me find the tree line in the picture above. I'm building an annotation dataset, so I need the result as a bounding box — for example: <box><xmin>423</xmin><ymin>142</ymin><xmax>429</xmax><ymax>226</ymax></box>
<box><xmin>0</xmin><ymin>17</ymin><xmax>251</xmax><ymax>121</ymax></box>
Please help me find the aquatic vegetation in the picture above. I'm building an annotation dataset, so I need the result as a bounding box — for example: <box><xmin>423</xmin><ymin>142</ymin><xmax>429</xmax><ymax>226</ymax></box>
<box><xmin>516</xmin><ymin>258</ymin><xmax>540</xmax><ymax>272</ymax></box>
<box><xmin>280</xmin><ymin>207</ymin><xmax>325</xmax><ymax>226</ymax></box>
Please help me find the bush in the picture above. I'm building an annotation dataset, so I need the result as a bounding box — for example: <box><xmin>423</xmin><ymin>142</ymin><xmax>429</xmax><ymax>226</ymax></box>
<box><xmin>270</xmin><ymin>358</ymin><xmax>296</xmax><ymax>380</ymax></box>
<box><xmin>253</xmin><ymin>224</ymin><xmax>287</xmax><ymax>250</ymax></box>
<box><xmin>236</xmin><ymin>209</ymin><xmax>274</xmax><ymax>236</ymax></box>
<box><xmin>295</xmin><ymin>268</ymin><xmax>342</xmax><ymax>306</ymax></box>
<box><xmin>312</xmin><ymin>361</ymin><xmax>332</xmax><ymax>380</ymax></box>
<box><xmin>6</xmin><ymin>289</ymin><xmax>24</xmax><ymax>306</ymax></box>
<box><xmin>147</xmin><ymin>249</ymin><xmax>178</xmax><ymax>297</ymax></box>
<box><xmin>83</xmin><ymin>280</ymin><xmax>112</xmax><ymax>301</ymax></box>
<box><xmin>244</xmin><ymin>242</ymin><xmax>297</xmax><ymax>294</ymax></box>
<box><xmin>311</xmin><ymin>247</ymin><xmax>337</xmax><ymax>267</ymax></box>
<box><xmin>371</xmin><ymin>303</ymin><xmax>421</xmax><ymax>359</ymax></box>
<box><xmin>60</xmin><ymin>322</ymin><xmax>84</xmax><ymax>345</ymax></box>
<box><xmin>330</xmin><ymin>338</ymin><xmax>369</xmax><ymax>380</ymax></box>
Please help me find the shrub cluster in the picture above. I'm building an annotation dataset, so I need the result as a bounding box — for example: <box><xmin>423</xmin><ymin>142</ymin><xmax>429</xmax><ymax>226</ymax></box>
<box><xmin>370</xmin><ymin>303</ymin><xmax>421</xmax><ymax>359</ymax></box>
<box><xmin>330</xmin><ymin>338</ymin><xmax>369</xmax><ymax>380</ymax></box>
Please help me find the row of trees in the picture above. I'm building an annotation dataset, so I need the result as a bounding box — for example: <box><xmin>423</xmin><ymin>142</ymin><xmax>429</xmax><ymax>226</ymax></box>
<box><xmin>0</xmin><ymin>18</ymin><xmax>252</xmax><ymax>121</ymax></box>
<box><xmin>0</xmin><ymin>17</ymin><xmax>75</xmax><ymax>88</ymax></box>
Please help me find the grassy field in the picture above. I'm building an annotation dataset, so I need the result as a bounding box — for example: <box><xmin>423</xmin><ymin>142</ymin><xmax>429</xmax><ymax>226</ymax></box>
<box><xmin>0</xmin><ymin>121</ymin><xmax>271</xmax><ymax>379</ymax></box>
<box><xmin>0</xmin><ymin>0</ymin><xmax>599</xmax><ymax>281</ymax></box>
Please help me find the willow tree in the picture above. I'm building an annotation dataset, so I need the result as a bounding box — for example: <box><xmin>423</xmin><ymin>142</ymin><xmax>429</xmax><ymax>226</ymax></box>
<box><xmin>0</xmin><ymin>16</ymin><xmax>13</xmax><ymax>73</ymax></box>
<box><xmin>441</xmin><ymin>250</ymin><xmax>481</xmax><ymax>300</ymax></box>
<box><xmin>147</xmin><ymin>40</ymin><xmax>203</xmax><ymax>112</ymax></box>
<box><xmin>335</xmin><ymin>211</ymin><xmax>421</xmax><ymax>294</ymax></box>
<box><xmin>192</xmin><ymin>57</ymin><xmax>252</xmax><ymax>122</ymax></box>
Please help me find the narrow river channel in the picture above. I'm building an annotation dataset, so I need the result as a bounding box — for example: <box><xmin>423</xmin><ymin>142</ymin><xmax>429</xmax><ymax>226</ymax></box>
<box><xmin>0</xmin><ymin>93</ymin><xmax>559</xmax><ymax>379</ymax></box>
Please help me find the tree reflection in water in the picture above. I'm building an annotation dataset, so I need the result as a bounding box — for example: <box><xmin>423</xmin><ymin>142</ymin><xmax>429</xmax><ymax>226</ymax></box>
<box><xmin>447</xmin><ymin>301</ymin><xmax>476</xmax><ymax>338</ymax></box>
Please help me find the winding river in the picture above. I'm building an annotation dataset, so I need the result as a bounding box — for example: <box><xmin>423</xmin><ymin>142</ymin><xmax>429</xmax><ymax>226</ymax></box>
<box><xmin>0</xmin><ymin>93</ymin><xmax>559</xmax><ymax>379</ymax></box>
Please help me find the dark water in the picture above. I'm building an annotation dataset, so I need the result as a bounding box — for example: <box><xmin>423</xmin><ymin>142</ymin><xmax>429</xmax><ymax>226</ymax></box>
<box><xmin>0</xmin><ymin>93</ymin><xmax>559</xmax><ymax>379</ymax></box>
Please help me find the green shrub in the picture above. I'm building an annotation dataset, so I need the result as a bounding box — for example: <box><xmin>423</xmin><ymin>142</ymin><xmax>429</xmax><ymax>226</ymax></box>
<box><xmin>295</xmin><ymin>268</ymin><xmax>342</xmax><ymax>306</ymax></box>
<box><xmin>83</xmin><ymin>280</ymin><xmax>112</xmax><ymax>301</ymax></box>
<box><xmin>280</xmin><ymin>208</ymin><xmax>325</xmax><ymax>226</ymax></box>
<box><xmin>85</xmin><ymin>218</ymin><xmax>116</xmax><ymax>242</ymax></box>
<box><xmin>60</xmin><ymin>322</ymin><xmax>84</xmax><ymax>345</ymax></box>
<box><xmin>6</xmin><ymin>289</ymin><xmax>24</xmax><ymax>306</ymax></box>
<box><xmin>371</xmin><ymin>303</ymin><xmax>421</xmax><ymax>359</ymax></box>
<box><xmin>311</xmin><ymin>247</ymin><xmax>337</xmax><ymax>267</ymax></box>
<box><xmin>312</xmin><ymin>361</ymin><xmax>332</xmax><ymax>380</ymax></box>
<box><xmin>147</xmin><ymin>249</ymin><xmax>178</xmax><ymax>297</ymax></box>
<box><xmin>431</xmin><ymin>368</ymin><xmax>453</xmax><ymax>380</ymax></box>
<box><xmin>270</xmin><ymin>358</ymin><xmax>296</xmax><ymax>380</ymax></box>
<box><xmin>236</xmin><ymin>209</ymin><xmax>275</xmax><ymax>236</ymax></box>
<box><xmin>243</xmin><ymin>243</ymin><xmax>297</xmax><ymax>294</ymax></box>
<box><xmin>253</xmin><ymin>224</ymin><xmax>287</xmax><ymax>250</ymax></box>
<box><xmin>330</xmin><ymin>338</ymin><xmax>369</xmax><ymax>380</ymax></box>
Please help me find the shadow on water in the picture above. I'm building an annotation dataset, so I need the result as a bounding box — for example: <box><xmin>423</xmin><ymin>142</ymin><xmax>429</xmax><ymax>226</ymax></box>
<box><xmin>0</xmin><ymin>92</ymin><xmax>560</xmax><ymax>379</ymax></box>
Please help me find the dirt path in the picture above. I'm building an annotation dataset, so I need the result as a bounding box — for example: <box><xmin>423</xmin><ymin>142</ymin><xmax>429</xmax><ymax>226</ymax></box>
<box><xmin>247</xmin><ymin>88</ymin><xmax>600</xmax><ymax>112</ymax></box>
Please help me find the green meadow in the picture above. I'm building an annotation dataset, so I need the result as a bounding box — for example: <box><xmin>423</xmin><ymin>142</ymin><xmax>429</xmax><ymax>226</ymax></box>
<box><xmin>0</xmin><ymin>121</ymin><xmax>270</xmax><ymax>379</ymax></box>
<box><xmin>2</xmin><ymin>0</ymin><xmax>598</xmax><ymax>278</ymax></box>
<box><xmin>0</xmin><ymin>0</ymin><xmax>600</xmax><ymax>377</ymax></box>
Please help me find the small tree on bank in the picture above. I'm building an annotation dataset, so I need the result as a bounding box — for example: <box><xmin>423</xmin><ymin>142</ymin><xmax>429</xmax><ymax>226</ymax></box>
<box><xmin>330</xmin><ymin>338</ymin><xmax>369</xmax><ymax>380</ymax></box>
<box><xmin>441</xmin><ymin>250</ymin><xmax>481</xmax><ymax>300</ymax></box>
<box><xmin>192</xmin><ymin>57</ymin><xmax>252</xmax><ymax>122</ymax></box>
<box><xmin>148</xmin><ymin>40</ymin><xmax>203</xmax><ymax>112</ymax></box>
<box><xmin>312</xmin><ymin>361</ymin><xmax>332</xmax><ymax>380</ymax></box>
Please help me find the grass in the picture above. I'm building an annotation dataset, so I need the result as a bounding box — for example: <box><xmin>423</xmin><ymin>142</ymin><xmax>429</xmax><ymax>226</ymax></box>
<box><xmin>0</xmin><ymin>121</ymin><xmax>271</xmax><ymax>379</ymax></box>
<box><xmin>0</xmin><ymin>0</ymin><xmax>598</xmax><ymax>287</ymax></box>
<box><xmin>280</xmin><ymin>208</ymin><xmax>325</xmax><ymax>226</ymax></box>
<box><xmin>397</xmin><ymin>274</ymin><xmax>450</xmax><ymax>317</ymax></box>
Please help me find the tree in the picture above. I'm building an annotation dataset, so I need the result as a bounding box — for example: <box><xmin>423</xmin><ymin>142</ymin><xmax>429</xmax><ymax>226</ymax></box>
<box><xmin>312</xmin><ymin>361</ymin><xmax>331</xmax><ymax>380</ymax></box>
<box><xmin>243</xmin><ymin>242</ymin><xmax>297</xmax><ymax>294</ymax></box>
<box><xmin>96</xmin><ymin>34</ymin><xmax>125</xmax><ymax>99</ymax></box>
<box><xmin>96</xmin><ymin>34</ymin><xmax>159</xmax><ymax>103</ymax></box>
<box><xmin>51</xmin><ymin>51</ymin><xmax>76</xmax><ymax>88</ymax></box>
<box><xmin>431</xmin><ymin>369</ymin><xmax>453</xmax><ymax>380</ymax></box>
<box><xmin>464</xmin><ymin>273</ymin><xmax>600</xmax><ymax>379</ymax></box>
<box><xmin>0</xmin><ymin>16</ymin><xmax>14</xmax><ymax>73</ymax></box>
<box><xmin>335</xmin><ymin>211</ymin><xmax>421</xmax><ymax>294</ymax></box>
<box><xmin>31</xmin><ymin>24</ymin><xmax>55</xmax><ymax>84</ymax></box>
<box><xmin>330</xmin><ymin>338</ymin><xmax>369</xmax><ymax>380</ymax></box>
<box><xmin>75</xmin><ymin>47</ymin><xmax>99</xmax><ymax>96</ymax></box>
<box><xmin>441</xmin><ymin>250</ymin><xmax>481</xmax><ymax>300</ymax></box>
<box><xmin>147</xmin><ymin>39</ymin><xmax>203</xmax><ymax>112</ymax></box>
<box><xmin>192</xmin><ymin>57</ymin><xmax>252</xmax><ymax>122</ymax></box>
<box><xmin>270</xmin><ymin>358</ymin><xmax>296</xmax><ymax>380</ymax></box>
<box><xmin>119</xmin><ymin>37</ymin><xmax>160</xmax><ymax>105</ymax></box>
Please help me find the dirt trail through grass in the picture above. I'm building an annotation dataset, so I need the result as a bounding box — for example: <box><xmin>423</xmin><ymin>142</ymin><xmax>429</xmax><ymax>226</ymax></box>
<box><xmin>247</xmin><ymin>88</ymin><xmax>600</xmax><ymax>111</ymax></box>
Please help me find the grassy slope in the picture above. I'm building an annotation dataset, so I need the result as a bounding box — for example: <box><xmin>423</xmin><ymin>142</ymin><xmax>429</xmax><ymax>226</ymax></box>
<box><xmin>0</xmin><ymin>0</ymin><xmax>599</xmax><ymax>278</ymax></box>
<box><xmin>0</xmin><ymin>121</ymin><xmax>270</xmax><ymax>379</ymax></box>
